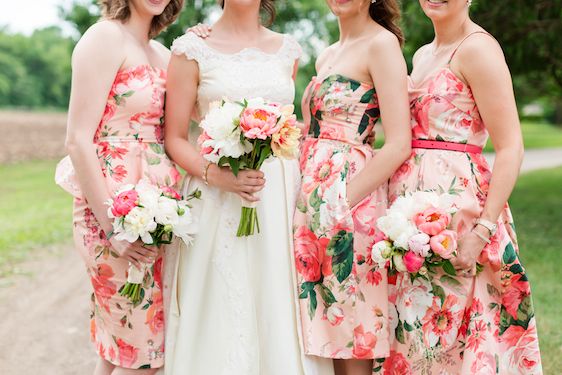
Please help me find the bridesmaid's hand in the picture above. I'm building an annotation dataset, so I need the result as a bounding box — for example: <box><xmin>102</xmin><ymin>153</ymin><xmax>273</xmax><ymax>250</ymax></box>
<box><xmin>186</xmin><ymin>23</ymin><xmax>212</xmax><ymax>38</ymax></box>
<box><xmin>207</xmin><ymin>165</ymin><xmax>266</xmax><ymax>202</ymax></box>
<box><xmin>451</xmin><ymin>226</ymin><xmax>489</xmax><ymax>277</ymax></box>
<box><xmin>109</xmin><ymin>238</ymin><xmax>159</xmax><ymax>268</ymax></box>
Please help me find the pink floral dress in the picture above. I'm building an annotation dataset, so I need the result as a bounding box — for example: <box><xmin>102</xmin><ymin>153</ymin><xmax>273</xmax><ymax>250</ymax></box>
<box><xmin>380</xmin><ymin>36</ymin><xmax>542</xmax><ymax>374</ymax></box>
<box><xmin>55</xmin><ymin>65</ymin><xmax>180</xmax><ymax>369</ymax></box>
<box><xmin>294</xmin><ymin>74</ymin><xmax>390</xmax><ymax>359</ymax></box>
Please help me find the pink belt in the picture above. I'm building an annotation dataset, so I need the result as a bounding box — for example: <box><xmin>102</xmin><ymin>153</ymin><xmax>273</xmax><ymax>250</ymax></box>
<box><xmin>412</xmin><ymin>139</ymin><xmax>483</xmax><ymax>154</ymax></box>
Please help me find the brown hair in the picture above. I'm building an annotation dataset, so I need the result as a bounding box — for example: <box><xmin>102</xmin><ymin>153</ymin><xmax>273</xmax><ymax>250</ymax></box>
<box><xmin>98</xmin><ymin>0</ymin><xmax>184</xmax><ymax>38</ymax></box>
<box><xmin>369</xmin><ymin>0</ymin><xmax>404</xmax><ymax>46</ymax></box>
<box><xmin>218</xmin><ymin>0</ymin><xmax>276</xmax><ymax>27</ymax></box>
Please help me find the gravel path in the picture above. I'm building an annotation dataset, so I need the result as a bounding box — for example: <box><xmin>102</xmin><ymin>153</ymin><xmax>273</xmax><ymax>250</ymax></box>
<box><xmin>0</xmin><ymin>148</ymin><xmax>560</xmax><ymax>375</ymax></box>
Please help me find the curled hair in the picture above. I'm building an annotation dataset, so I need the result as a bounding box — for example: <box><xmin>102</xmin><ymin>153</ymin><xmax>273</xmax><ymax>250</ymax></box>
<box><xmin>369</xmin><ymin>0</ymin><xmax>404</xmax><ymax>46</ymax></box>
<box><xmin>98</xmin><ymin>0</ymin><xmax>184</xmax><ymax>38</ymax></box>
<box><xmin>219</xmin><ymin>0</ymin><xmax>276</xmax><ymax>27</ymax></box>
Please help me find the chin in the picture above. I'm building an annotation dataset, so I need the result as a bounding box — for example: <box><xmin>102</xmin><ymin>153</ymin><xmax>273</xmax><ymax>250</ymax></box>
<box><xmin>419</xmin><ymin>0</ymin><xmax>463</xmax><ymax>21</ymax></box>
<box><xmin>325</xmin><ymin>0</ymin><xmax>363</xmax><ymax>18</ymax></box>
<box><xmin>141</xmin><ymin>0</ymin><xmax>170</xmax><ymax>16</ymax></box>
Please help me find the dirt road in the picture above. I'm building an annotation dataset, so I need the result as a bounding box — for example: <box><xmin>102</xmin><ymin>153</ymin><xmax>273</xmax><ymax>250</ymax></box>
<box><xmin>0</xmin><ymin>245</ymin><xmax>96</xmax><ymax>375</ymax></box>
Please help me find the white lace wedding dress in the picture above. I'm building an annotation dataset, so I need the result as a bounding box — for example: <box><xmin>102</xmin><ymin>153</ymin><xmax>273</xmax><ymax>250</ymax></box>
<box><xmin>162</xmin><ymin>32</ymin><xmax>334</xmax><ymax>375</ymax></box>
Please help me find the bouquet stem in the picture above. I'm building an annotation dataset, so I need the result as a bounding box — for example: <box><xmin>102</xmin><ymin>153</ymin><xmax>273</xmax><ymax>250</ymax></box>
<box><xmin>237</xmin><ymin>206</ymin><xmax>260</xmax><ymax>237</ymax></box>
<box><xmin>119</xmin><ymin>263</ymin><xmax>147</xmax><ymax>305</ymax></box>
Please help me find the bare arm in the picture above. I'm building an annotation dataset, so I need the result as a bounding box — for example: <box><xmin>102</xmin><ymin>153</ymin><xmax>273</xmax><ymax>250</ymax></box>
<box><xmin>164</xmin><ymin>54</ymin><xmax>265</xmax><ymax>202</ymax></box>
<box><xmin>65</xmin><ymin>22</ymin><xmax>125</xmax><ymax>234</ymax></box>
<box><xmin>451</xmin><ymin>34</ymin><xmax>523</xmax><ymax>273</ymax></box>
<box><xmin>346</xmin><ymin>32</ymin><xmax>412</xmax><ymax>206</ymax></box>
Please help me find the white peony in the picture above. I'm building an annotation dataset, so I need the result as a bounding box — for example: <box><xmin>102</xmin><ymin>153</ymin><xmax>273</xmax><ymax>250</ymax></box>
<box><xmin>116</xmin><ymin>206</ymin><xmax>157</xmax><ymax>244</ymax></box>
<box><xmin>173</xmin><ymin>201</ymin><xmax>199</xmax><ymax>245</ymax></box>
<box><xmin>371</xmin><ymin>240</ymin><xmax>392</xmax><ymax>268</ymax></box>
<box><xmin>135</xmin><ymin>179</ymin><xmax>161</xmax><ymax>214</ymax></box>
<box><xmin>245</xmin><ymin>97</ymin><xmax>282</xmax><ymax>117</ymax></box>
<box><xmin>200</xmin><ymin>101</ymin><xmax>252</xmax><ymax>162</ymax></box>
<box><xmin>376</xmin><ymin>211</ymin><xmax>417</xmax><ymax>249</ymax></box>
<box><xmin>155</xmin><ymin>196</ymin><xmax>180</xmax><ymax>226</ymax></box>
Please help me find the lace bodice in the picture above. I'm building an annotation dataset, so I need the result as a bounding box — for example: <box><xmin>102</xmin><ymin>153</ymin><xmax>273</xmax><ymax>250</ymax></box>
<box><xmin>171</xmin><ymin>32</ymin><xmax>302</xmax><ymax>122</ymax></box>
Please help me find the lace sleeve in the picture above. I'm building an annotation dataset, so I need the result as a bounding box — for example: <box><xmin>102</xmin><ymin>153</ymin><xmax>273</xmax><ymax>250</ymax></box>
<box><xmin>281</xmin><ymin>35</ymin><xmax>303</xmax><ymax>62</ymax></box>
<box><xmin>171</xmin><ymin>33</ymin><xmax>206</xmax><ymax>64</ymax></box>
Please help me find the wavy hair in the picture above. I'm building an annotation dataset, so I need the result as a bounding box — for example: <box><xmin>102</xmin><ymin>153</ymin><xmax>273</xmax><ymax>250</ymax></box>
<box><xmin>98</xmin><ymin>0</ymin><xmax>184</xmax><ymax>38</ymax></box>
<box><xmin>369</xmin><ymin>0</ymin><xmax>404</xmax><ymax>46</ymax></box>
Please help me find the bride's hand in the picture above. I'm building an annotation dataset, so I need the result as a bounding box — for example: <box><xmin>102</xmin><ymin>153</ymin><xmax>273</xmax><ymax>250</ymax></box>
<box><xmin>186</xmin><ymin>23</ymin><xmax>212</xmax><ymax>38</ymax></box>
<box><xmin>207</xmin><ymin>165</ymin><xmax>265</xmax><ymax>202</ymax></box>
<box><xmin>450</xmin><ymin>225</ymin><xmax>489</xmax><ymax>277</ymax></box>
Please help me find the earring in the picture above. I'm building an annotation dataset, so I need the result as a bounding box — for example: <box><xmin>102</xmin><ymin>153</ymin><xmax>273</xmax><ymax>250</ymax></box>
<box><xmin>371</xmin><ymin>0</ymin><xmax>377</xmax><ymax>3</ymax></box>
<box><xmin>467</xmin><ymin>0</ymin><xmax>473</xmax><ymax>6</ymax></box>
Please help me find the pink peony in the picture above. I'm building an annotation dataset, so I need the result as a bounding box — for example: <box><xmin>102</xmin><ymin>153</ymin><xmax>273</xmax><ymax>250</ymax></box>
<box><xmin>116</xmin><ymin>338</ymin><xmax>139</xmax><ymax>368</ymax></box>
<box><xmin>294</xmin><ymin>226</ymin><xmax>328</xmax><ymax>282</ymax></box>
<box><xmin>161</xmin><ymin>186</ymin><xmax>181</xmax><ymax>200</ymax></box>
<box><xmin>414</xmin><ymin>207</ymin><xmax>452</xmax><ymax>236</ymax></box>
<box><xmin>403</xmin><ymin>251</ymin><xmax>425</xmax><ymax>273</ymax></box>
<box><xmin>430</xmin><ymin>230</ymin><xmax>458</xmax><ymax>259</ymax></box>
<box><xmin>111</xmin><ymin>189</ymin><xmax>139</xmax><ymax>217</ymax></box>
<box><xmin>352</xmin><ymin>324</ymin><xmax>377</xmax><ymax>359</ymax></box>
<box><xmin>240</xmin><ymin>107</ymin><xmax>281</xmax><ymax>140</ymax></box>
<box><xmin>408</xmin><ymin>232</ymin><xmax>431</xmax><ymax>257</ymax></box>
<box><xmin>382</xmin><ymin>350</ymin><xmax>413</xmax><ymax>375</ymax></box>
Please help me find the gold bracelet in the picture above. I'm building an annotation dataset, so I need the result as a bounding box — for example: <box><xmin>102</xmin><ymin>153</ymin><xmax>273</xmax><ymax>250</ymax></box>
<box><xmin>472</xmin><ymin>227</ymin><xmax>491</xmax><ymax>244</ymax></box>
<box><xmin>202</xmin><ymin>161</ymin><xmax>212</xmax><ymax>185</ymax></box>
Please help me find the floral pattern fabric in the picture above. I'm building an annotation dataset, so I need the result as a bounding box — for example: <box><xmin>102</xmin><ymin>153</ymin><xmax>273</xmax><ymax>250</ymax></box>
<box><xmin>56</xmin><ymin>65</ymin><xmax>180</xmax><ymax>369</ymax></box>
<box><xmin>294</xmin><ymin>74</ymin><xmax>390</xmax><ymax>359</ymax></box>
<box><xmin>378</xmin><ymin>64</ymin><xmax>542</xmax><ymax>374</ymax></box>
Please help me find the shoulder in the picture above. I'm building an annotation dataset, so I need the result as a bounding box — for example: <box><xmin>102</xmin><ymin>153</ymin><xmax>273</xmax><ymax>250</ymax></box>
<box><xmin>72</xmin><ymin>20</ymin><xmax>125</xmax><ymax>66</ymax></box>
<box><xmin>412</xmin><ymin>44</ymin><xmax>431</xmax><ymax>65</ymax></box>
<box><xmin>150</xmin><ymin>39</ymin><xmax>171</xmax><ymax>63</ymax></box>
<box><xmin>456</xmin><ymin>31</ymin><xmax>504</xmax><ymax>64</ymax></box>
<box><xmin>170</xmin><ymin>32</ymin><xmax>205</xmax><ymax>61</ymax></box>
<box><xmin>316</xmin><ymin>43</ymin><xmax>337</xmax><ymax>71</ymax></box>
<box><xmin>366</xmin><ymin>26</ymin><xmax>401</xmax><ymax>55</ymax></box>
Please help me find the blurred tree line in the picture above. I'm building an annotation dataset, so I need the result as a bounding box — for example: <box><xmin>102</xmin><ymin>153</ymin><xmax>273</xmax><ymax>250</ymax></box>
<box><xmin>1</xmin><ymin>0</ymin><xmax>560</xmax><ymax>123</ymax></box>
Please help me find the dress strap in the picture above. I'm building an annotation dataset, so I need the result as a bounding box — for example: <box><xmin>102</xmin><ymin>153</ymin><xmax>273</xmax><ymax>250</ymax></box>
<box><xmin>448</xmin><ymin>31</ymin><xmax>495</xmax><ymax>64</ymax></box>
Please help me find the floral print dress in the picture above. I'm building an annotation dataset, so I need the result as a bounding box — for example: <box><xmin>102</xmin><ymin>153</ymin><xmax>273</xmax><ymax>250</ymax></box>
<box><xmin>55</xmin><ymin>65</ymin><xmax>180</xmax><ymax>369</ymax></box>
<box><xmin>294</xmin><ymin>74</ymin><xmax>390</xmax><ymax>359</ymax></box>
<box><xmin>380</xmin><ymin>35</ymin><xmax>542</xmax><ymax>374</ymax></box>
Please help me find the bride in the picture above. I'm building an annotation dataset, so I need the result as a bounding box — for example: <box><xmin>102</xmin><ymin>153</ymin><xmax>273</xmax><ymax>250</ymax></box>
<box><xmin>162</xmin><ymin>1</ymin><xmax>334</xmax><ymax>374</ymax></box>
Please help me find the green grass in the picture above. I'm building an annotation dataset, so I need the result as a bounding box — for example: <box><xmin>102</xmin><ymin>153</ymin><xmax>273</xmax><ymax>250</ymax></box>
<box><xmin>0</xmin><ymin>160</ymin><xmax>560</xmax><ymax>371</ymax></box>
<box><xmin>509</xmin><ymin>167</ymin><xmax>562</xmax><ymax>373</ymax></box>
<box><xmin>374</xmin><ymin>121</ymin><xmax>562</xmax><ymax>151</ymax></box>
<box><xmin>0</xmin><ymin>160</ymin><xmax>72</xmax><ymax>275</ymax></box>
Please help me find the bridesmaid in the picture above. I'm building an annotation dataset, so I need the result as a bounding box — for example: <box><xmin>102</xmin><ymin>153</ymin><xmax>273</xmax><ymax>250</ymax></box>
<box><xmin>55</xmin><ymin>1</ymin><xmax>183</xmax><ymax>374</ymax></box>
<box><xmin>293</xmin><ymin>1</ymin><xmax>411</xmax><ymax>374</ymax></box>
<box><xmin>383</xmin><ymin>0</ymin><xmax>542</xmax><ymax>373</ymax></box>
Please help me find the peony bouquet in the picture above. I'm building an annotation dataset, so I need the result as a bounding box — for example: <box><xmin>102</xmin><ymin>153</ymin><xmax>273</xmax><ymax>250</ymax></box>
<box><xmin>107</xmin><ymin>179</ymin><xmax>200</xmax><ymax>304</ymax></box>
<box><xmin>198</xmin><ymin>97</ymin><xmax>301</xmax><ymax>236</ymax></box>
<box><xmin>371</xmin><ymin>191</ymin><xmax>463</xmax><ymax>279</ymax></box>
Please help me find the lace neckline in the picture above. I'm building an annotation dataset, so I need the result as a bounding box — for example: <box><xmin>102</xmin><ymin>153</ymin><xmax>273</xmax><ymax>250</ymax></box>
<box><xmin>196</xmin><ymin>34</ymin><xmax>288</xmax><ymax>58</ymax></box>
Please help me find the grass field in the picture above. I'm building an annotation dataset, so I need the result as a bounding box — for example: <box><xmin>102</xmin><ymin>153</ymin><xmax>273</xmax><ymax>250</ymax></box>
<box><xmin>0</xmin><ymin>159</ymin><xmax>561</xmax><ymax>371</ymax></box>
<box><xmin>0</xmin><ymin>160</ymin><xmax>72</xmax><ymax>275</ymax></box>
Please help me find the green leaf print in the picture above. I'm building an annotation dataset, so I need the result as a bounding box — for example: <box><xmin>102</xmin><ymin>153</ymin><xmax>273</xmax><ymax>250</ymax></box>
<box><xmin>395</xmin><ymin>320</ymin><xmax>406</xmax><ymax>345</ymax></box>
<box><xmin>516</xmin><ymin>295</ymin><xmax>534</xmax><ymax>327</ymax></box>
<box><xmin>359</xmin><ymin>88</ymin><xmax>375</xmax><ymax>104</ymax></box>
<box><xmin>149</xmin><ymin>143</ymin><xmax>164</xmax><ymax>154</ymax></box>
<box><xmin>358</xmin><ymin>114</ymin><xmax>371</xmax><ymax>137</ymax></box>
<box><xmin>319</xmin><ymin>284</ymin><xmax>337</xmax><ymax>305</ymax></box>
<box><xmin>310</xmin><ymin>187</ymin><xmax>323</xmax><ymax>211</ymax></box>
<box><xmin>296</xmin><ymin>199</ymin><xmax>307</xmax><ymax>214</ymax></box>
<box><xmin>309</xmin><ymin>289</ymin><xmax>318</xmax><ymax>320</ymax></box>
<box><xmin>311</xmin><ymin>115</ymin><xmax>321</xmax><ymax>138</ymax></box>
<box><xmin>503</xmin><ymin>242</ymin><xmax>517</xmax><ymax>264</ymax></box>
<box><xmin>499</xmin><ymin>307</ymin><xmax>515</xmax><ymax>336</ymax></box>
<box><xmin>431</xmin><ymin>283</ymin><xmax>447</xmax><ymax>305</ymax></box>
<box><xmin>310</xmin><ymin>212</ymin><xmax>321</xmax><ymax>232</ymax></box>
<box><xmin>147</xmin><ymin>156</ymin><xmax>161</xmax><ymax>166</ymax></box>
<box><xmin>328</xmin><ymin>231</ymin><xmax>354</xmax><ymax>283</ymax></box>
<box><xmin>442</xmin><ymin>260</ymin><xmax>457</xmax><ymax>276</ymax></box>
<box><xmin>404</xmin><ymin>321</ymin><xmax>415</xmax><ymax>332</ymax></box>
<box><xmin>509</xmin><ymin>263</ymin><xmax>524</xmax><ymax>275</ymax></box>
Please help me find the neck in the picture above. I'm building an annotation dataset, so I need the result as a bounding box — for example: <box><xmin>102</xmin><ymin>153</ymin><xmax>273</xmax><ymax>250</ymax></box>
<box><xmin>338</xmin><ymin>9</ymin><xmax>371</xmax><ymax>42</ymax></box>
<box><xmin>125</xmin><ymin>5</ymin><xmax>153</xmax><ymax>44</ymax></box>
<box><xmin>215</xmin><ymin>2</ymin><xmax>262</xmax><ymax>38</ymax></box>
<box><xmin>432</xmin><ymin>12</ymin><xmax>471</xmax><ymax>47</ymax></box>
